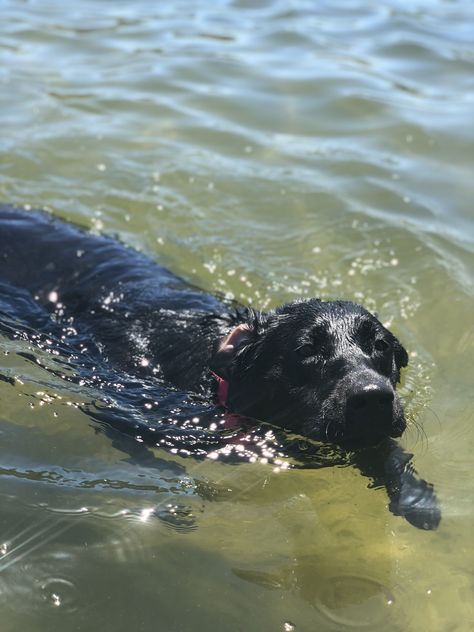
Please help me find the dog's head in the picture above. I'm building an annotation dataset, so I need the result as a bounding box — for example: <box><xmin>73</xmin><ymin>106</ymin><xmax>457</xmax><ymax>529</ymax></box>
<box><xmin>211</xmin><ymin>299</ymin><xmax>408</xmax><ymax>448</ymax></box>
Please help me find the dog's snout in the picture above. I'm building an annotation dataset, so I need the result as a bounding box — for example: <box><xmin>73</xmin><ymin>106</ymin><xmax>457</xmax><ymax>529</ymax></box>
<box><xmin>342</xmin><ymin>380</ymin><xmax>397</xmax><ymax>445</ymax></box>
<box><xmin>347</xmin><ymin>383</ymin><xmax>394</xmax><ymax>414</ymax></box>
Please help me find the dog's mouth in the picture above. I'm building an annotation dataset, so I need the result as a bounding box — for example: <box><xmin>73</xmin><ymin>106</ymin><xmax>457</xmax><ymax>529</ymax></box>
<box><xmin>336</xmin><ymin>432</ymin><xmax>392</xmax><ymax>450</ymax></box>
<box><xmin>317</xmin><ymin>414</ymin><xmax>406</xmax><ymax>450</ymax></box>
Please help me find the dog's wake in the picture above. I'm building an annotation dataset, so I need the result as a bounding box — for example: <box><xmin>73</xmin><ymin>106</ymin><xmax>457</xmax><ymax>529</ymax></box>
<box><xmin>0</xmin><ymin>205</ymin><xmax>441</xmax><ymax>529</ymax></box>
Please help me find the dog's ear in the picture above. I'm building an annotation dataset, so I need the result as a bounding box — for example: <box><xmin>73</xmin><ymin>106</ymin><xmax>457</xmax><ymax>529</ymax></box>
<box><xmin>210</xmin><ymin>324</ymin><xmax>253</xmax><ymax>379</ymax></box>
<box><xmin>393</xmin><ymin>338</ymin><xmax>409</xmax><ymax>369</ymax></box>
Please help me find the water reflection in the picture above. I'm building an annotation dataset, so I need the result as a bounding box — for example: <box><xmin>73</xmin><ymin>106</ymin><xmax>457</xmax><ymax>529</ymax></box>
<box><xmin>1</xmin><ymin>0</ymin><xmax>473</xmax><ymax>629</ymax></box>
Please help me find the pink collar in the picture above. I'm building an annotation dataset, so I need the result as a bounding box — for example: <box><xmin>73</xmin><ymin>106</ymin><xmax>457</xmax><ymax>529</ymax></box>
<box><xmin>211</xmin><ymin>371</ymin><xmax>229</xmax><ymax>407</ymax></box>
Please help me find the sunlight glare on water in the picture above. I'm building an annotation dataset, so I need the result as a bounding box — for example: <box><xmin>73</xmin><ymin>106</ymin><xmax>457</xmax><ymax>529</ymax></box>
<box><xmin>0</xmin><ymin>0</ymin><xmax>473</xmax><ymax>630</ymax></box>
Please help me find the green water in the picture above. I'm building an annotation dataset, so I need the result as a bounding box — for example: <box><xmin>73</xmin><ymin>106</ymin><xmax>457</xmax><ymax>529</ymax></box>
<box><xmin>1</xmin><ymin>1</ymin><xmax>473</xmax><ymax>630</ymax></box>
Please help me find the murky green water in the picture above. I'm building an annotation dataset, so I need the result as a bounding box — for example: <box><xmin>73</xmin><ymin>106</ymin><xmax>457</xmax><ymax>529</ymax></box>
<box><xmin>1</xmin><ymin>0</ymin><xmax>473</xmax><ymax>630</ymax></box>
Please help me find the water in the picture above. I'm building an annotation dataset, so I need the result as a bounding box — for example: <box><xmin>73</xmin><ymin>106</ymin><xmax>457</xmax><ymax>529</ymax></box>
<box><xmin>0</xmin><ymin>0</ymin><xmax>473</xmax><ymax>630</ymax></box>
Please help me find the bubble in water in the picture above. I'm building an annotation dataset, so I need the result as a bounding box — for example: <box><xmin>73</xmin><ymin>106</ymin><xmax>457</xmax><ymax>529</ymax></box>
<box><xmin>283</xmin><ymin>623</ymin><xmax>296</xmax><ymax>631</ymax></box>
<box><xmin>50</xmin><ymin>592</ymin><xmax>61</xmax><ymax>607</ymax></box>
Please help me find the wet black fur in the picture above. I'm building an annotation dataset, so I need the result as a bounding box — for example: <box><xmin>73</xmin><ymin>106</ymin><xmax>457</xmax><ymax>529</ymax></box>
<box><xmin>214</xmin><ymin>300</ymin><xmax>409</xmax><ymax>448</ymax></box>
<box><xmin>0</xmin><ymin>205</ymin><xmax>440</xmax><ymax>529</ymax></box>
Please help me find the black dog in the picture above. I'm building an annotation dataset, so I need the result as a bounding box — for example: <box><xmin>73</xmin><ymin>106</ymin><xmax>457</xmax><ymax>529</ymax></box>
<box><xmin>0</xmin><ymin>205</ymin><xmax>440</xmax><ymax>529</ymax></box>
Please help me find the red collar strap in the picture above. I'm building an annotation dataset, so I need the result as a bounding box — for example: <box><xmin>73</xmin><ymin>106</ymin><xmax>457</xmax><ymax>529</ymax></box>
<box><xmin>211</xmin><ymin>371</ymin><xmax>229</xmax><ymax>407</ymax></box>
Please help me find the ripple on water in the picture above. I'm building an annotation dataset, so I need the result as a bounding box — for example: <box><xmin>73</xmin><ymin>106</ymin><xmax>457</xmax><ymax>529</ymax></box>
<box><xmin>0</xmin><ymin>561</ymin><xmax>80</xmax><ymax>617</ymax></box>
<box><xmin>40</xmin><ymin>577</ymin><xmax>79</xmax><ymax>613</ymax></box>
<box><xmin>314</xmin><ymin>575</ymin><xmax>394</xmax><ymax>629</ymax></box>
<box><xmin>0</xmin><ymin>0</ymin><xmax>473</xmax><ymax>629</ymax></box>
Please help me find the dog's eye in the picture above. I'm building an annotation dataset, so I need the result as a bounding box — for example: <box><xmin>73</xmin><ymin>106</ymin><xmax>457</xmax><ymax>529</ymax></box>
<box><xmin>296</xmin><ymin>344</ymin><xmax>314</xmax><ymax>357</ymax></box>
<box><xmin>374</xmin><ymin>339</ymin><xmax>390</xmax><ymax>353</ymax></box>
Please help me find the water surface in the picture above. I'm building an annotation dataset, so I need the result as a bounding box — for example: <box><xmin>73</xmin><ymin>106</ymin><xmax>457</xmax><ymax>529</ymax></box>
<box><xmin>0</xmin><ymin>1</ymin><xmax>473</xmax><ymax>630</ymax></box>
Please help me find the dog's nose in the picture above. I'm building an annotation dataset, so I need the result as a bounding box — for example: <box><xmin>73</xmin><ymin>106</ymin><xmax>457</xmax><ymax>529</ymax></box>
<box><xmin>347</xmin><ymin>383</ymin><xmax>394</xmax><ymax>415</ymax></box>
<box><xmin>346</xmin><ymin>383</ymin><xmax>395</xmax><ymax>436</ymax></box>
<box><xmin>342</xmin><ymin>380</ymin><xmax>401</xmax><ymax>446</ymax></box>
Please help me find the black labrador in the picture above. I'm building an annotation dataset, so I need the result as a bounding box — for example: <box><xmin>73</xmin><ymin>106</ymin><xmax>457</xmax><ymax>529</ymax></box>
<box><xmin>0</xmin><ymin>205</ymin><xmax>440</xmax><ymax>529</ymax></box>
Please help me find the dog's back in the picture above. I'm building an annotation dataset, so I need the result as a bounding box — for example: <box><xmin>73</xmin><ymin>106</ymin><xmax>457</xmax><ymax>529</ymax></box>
<box><xmin>0</xmin><ymin>205</ymin><xmax>194</xmax><ymax>303</ymax></box>
<box><xmin>0</xmin><ymin>205</ymin><xmax>231</xmax><ymax>387</ymax></box>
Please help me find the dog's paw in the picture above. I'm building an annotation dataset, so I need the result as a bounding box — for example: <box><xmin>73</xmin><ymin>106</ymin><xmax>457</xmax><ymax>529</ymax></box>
<box><xmin>389</xmin><ymin>476</ymin><xmax>441</xmax><ymax>530</ymax></box>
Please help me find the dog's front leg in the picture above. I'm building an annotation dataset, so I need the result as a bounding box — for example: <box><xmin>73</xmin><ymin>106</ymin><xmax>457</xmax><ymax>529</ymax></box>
<box><xmin>352</xmin><ymin>440</ymin><xmax>441</xmax><ymax>530</ymax></box>
<box><xmin>382</xmin><ymin>441</ymin><xmax>441</xmax><ymax>530</ymax></box>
